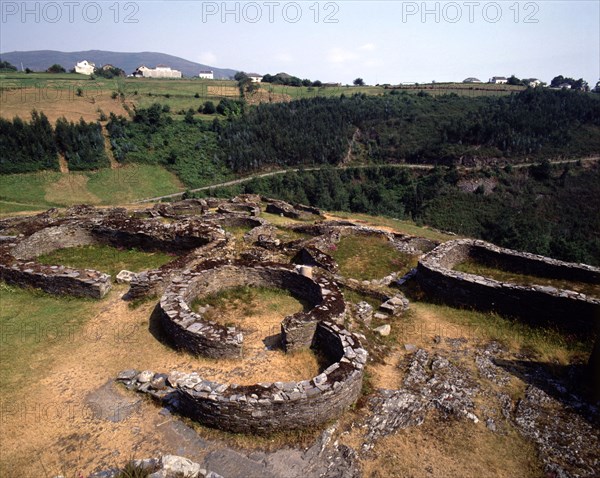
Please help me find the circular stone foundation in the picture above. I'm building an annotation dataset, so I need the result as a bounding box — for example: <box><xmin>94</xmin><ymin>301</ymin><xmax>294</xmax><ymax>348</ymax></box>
<box><xmin>158</xmin><ymin>260</ymin><xmax>347</xmax><ymax>358</ymax></box>
<box><xmin>0</xmin><ymin>211</ymin><xmax>226</xmax><ymax>299</ymax></box>
<box><xmin>119</xmin><ymin>259</ymin><xmax>367</xmax><ymax>434</ymax></box>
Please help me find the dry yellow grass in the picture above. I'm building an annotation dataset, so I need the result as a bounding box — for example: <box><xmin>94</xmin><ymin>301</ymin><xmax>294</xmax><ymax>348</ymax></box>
<box><xmin>44</xmin><ymin>174</ymin><xmax>102</xmax><ymax>205</ymax></box>
<box><xmin>0</xmin><ymin>87</ymin><xmax>132</xmax><ymax>123</ymax></box>
<box><xmin>207</xmin><ymin>85</ymin><xmax>238</xmax><ymax>97</ymax></box>
<box><xmin>0</xmin><ymin>282</ymin><xmax>327</xmax><ymax>476</ymax></box>
<box><xmin>191</xmin><ymin>286</ymin><xmax>322</xmax><ymax>383</ymax></box>
<box><xmin>360</xmin><ymin>420</ymin><xmax>542</xmax><ymax>478</ymax></box>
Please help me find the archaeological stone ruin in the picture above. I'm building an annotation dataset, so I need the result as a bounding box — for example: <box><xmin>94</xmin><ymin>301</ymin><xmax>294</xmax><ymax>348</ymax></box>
<box><xmin>1</xmin><ymin>195</ymin><xmax>599</xmax><ymax>475</ymax></box>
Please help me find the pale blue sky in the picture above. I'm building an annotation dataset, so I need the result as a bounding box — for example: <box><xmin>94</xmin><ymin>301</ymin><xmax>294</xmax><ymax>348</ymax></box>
<box><xmin>1</xmin><ymin>1</ymin><xmax>598</xmax><ymax>84</ymax></box>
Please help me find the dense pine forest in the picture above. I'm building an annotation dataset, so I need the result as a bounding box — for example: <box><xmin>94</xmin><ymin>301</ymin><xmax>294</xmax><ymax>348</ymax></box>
<box><xmin>0</xmin><ymin>111</ymin><xmax>108</xmax><ymax>173</ymax></box>
<box><xmin>217</xmin><ymin>89</ymin><xmax>600</xmax><ymax>171</ymax></box>
<box><xmin>3</xmin><ymin>89</ymin><xmax>599</xmax><ymax>176</ymax></box>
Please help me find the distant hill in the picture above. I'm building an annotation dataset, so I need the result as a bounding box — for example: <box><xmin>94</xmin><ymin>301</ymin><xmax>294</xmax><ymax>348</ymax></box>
<box><xmin>0</xmin><ymin>50</ymin><xmax>238</xmax><ymax>79</ymax></box>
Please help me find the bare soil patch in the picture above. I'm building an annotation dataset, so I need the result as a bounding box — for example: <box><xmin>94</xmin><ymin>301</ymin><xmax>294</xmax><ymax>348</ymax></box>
<box><xmin>246</xmin><ymin>88</ymin><xmax>292</xmax><ymax>105</ymax></box>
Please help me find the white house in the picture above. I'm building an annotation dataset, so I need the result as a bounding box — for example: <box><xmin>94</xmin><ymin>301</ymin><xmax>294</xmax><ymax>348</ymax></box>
<box><xmin>75</xmin><ymin>60</ymin><xmax>95</xmax><ymax>75</ymax></box>
<box><xmin>247</xmin><ymin>73</ymin><xmax>263</xmax><ymax>83</ymax></box>
<box><xmin>463</xmin><ymin>77</ymin><xmax>482</xmax><ymax>83</ymax></box>
<box><xmin>133</xmin><ymin>65</ymin><xmax>182</xmax><ymax>79</ymax></box>
<box><xmin>489</xmin><ymin>76</ymin><xmax>508</xmax><ymax>84</ymax></box>
<box><xmin>528</xmin><ymin>79</ymin><xmax>542</xmax><ymax>87</ymax></box>
<box><xmin>198</xmin><ymin>70</ymin><xmax>214</xmax><ymax>79</ymax></box>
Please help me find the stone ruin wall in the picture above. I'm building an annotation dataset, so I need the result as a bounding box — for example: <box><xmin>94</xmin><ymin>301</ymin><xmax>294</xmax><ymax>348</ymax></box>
<box><xmin>0</xmin><ymin>213</ymin><xmax>227</xmax><ymax>300</ymax></box>
<box><xmin>10</xmin><ymin>200</ymin><xmax>599</xmax><ymax>428</ymax></box>
<box><xmin>158</xmin><ymin>261</ymin><xmax>345</xmax><ymax>359</ymax></box>
<box><xmin>119</xmin><ymin>319</ymin><xmax>366</xmax><ymax>435</ymax></box>
<box><xmin>417</xmin><ymin>239</ymin><xmax>600</xmax><ymax>335</ymax></box>
<box><xmin>121</xmin><ymin>260</ymin><xmax>365</xmax><ymax>434</ymax></box>
<box><xmin>0</xmin><ymin>224</ymin><xmax>111</xmax><ymax>298</ymax></box>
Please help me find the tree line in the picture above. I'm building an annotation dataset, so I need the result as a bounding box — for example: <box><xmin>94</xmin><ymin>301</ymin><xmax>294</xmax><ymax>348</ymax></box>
<box><xmin>217</xmin><ymin>88</ymin><xmax>600</xmax><ymax>172</ymax></box>
<box><xmin>0</xmin><ymin>111</ymin><xmax>108</xmax><ymax>174</ymax></box>
<box><xmin>106</xmin><ymin>104</ymin><xmax>230</xmax><ymax>188</ymax></box>
<box><xmin>197</xmin><ymin>162</ymin><xmax>600</xmax><ymax>266</ymax></box>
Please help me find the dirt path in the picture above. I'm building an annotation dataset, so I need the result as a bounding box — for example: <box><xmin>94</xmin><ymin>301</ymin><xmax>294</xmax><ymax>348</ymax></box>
<box><xmin>58</xmin><ymin>154</ymin><xmax>69</xmax><ymax>174</ymax></box>
<box><xmin>101</xmin><ymin>125</ymin><xmax>120</xmax><ymax>169</ymax></box>
<box><xmin>341</xmin><ymin>128</ymin><xmax>361</xmax><ymax>165</ymax></box>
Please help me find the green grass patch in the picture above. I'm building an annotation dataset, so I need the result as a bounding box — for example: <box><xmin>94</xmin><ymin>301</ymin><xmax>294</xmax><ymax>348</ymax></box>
<box><xmin>413</xmin><ymin>302</ymin><xmax>592</xmax><ymax>364</ymax></box>
<box><xmin>0</xmin><ymin>200</ymin><xmax>45</xmax><ymax>214</ymax></box>
<box><xmin>223</xmin><ymin>225</ymin><xmax>253</xmax><ymax>241</ymax></box>
<box><xmin>0</xmin><ymin>170</ymin><xmax>62</xmax><ymax>211</ymax></box>
<box><xmin>0</xmin><ymin>164</ymin><xmax>183</xmax><ymax>213</ymax></box>
<box><xmin>192</xmin><ymin>285</ymin><xmax>310</xmax><ymax>323</ymax></box>
<box><xmin>258</xmin><ymin>83</ymin><xmax>386</xmax><ymax>100</ymax></box>
<box><xmin>86</xmin><ymin>164</ymin><xmax>184</xmax><ymax>204</ymax></box>
<box><xmin>274</xmin><ymin>227</ymin><xmax>312</xmax><ymax>242</ymax></box>
<box><xmin>36</xmin><ymin>244</ymin><xmax>174</xmax><ymax>277</ymax></box>
<box><xmin>0</xmin><ymin>282</ymin><xmax>94</xmax><ymax>392</ymax></box>
<box><xmin>454</xmin><ymin>258</ymin><xmax>600</xmax><ymax>298</ymax></box>
<box><xmin>331</xmin><ymin>235</ymin><xmax>419</xmax><ymax>281</ymax></box>
<box><xmin>259</xmin><ymin>211</ymin><xmax>304</xmax><ymax>226</ymax></box>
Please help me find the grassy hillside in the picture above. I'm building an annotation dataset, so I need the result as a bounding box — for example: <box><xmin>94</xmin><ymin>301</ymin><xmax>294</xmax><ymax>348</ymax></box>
<box><xmin>0</xmin><ymin>72</ymin><xmax>238</xmax><ymax>123</ymax></box>
<box><xmin>0</xmin><ymin>163</ymin><xmax>183</xmax><ymax>213</ymax></box>
<box><xmin>257</xmin><ymin>82</ymin><xmax>524</xmax><ymax>102</ymax></box>
<box><xmin>0</xmin><ymin>72</ymin><xmax>525</xmax><ymax>124</ymax></box>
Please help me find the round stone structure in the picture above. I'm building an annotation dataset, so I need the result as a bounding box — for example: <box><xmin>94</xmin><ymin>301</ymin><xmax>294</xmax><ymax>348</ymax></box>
<box><xmin>158</xmin><ymin>259</ymin><xmax>348</xmax><ymax>358</ymax></box>
<box><xmin>119</xmin><ymin>259</ymin><xmax>367</xmax><ymax>434</ymax></box>
<box><xmin>0</xmin><ymin>209</ymin><xmax>226</xmax><ymax>299</ymax></box>
<box><xmin>417</xmin><ymin>239</ymin><xmax>600</xmax><ymax>335</ymax></box>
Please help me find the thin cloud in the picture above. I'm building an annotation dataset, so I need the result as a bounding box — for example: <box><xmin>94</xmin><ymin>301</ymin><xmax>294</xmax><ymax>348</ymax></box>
<box><xmin>328</xmin><ymin>47</ymin><xmax>358</xmax><ymax>64</ymax></box>
<box><xmin>198</xmin><ymin>52</ymin><xmax>217</xmax><ymax>65</ymax></box>
<box><xmin>275</xmin><ymin>52</ymin><xmax>293</xmax><ymax>63</ymax></box>
<box><xmin>359</xmin><ymin>43</ymin><xmax>376</xmax><ymax>52</ymax></box>
<box><xmin>364</xmin><ymin>59</ymin><xmax>384</xmax><ymax>67</ymax></box>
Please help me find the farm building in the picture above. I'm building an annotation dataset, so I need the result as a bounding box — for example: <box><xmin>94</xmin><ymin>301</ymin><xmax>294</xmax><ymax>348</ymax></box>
<box><xmin>75</xmin><ymin>60</ymin><xmax>95</xmax><ymax>75</ymax></box>
<box><xmin>489</xmin><ymin>76</ymin><xmax>508</xmax><ymax>84</ymax></box>
<box><xmin>133</xmin><ymin>65</ymin><xmax>182</xmax><ymax>79</ymax></box>
<box><xmin>463</xmin><ymin>77</ymin><xmax>482</xmax><ymax>83</ymax></box>
<box><xmin>198</xmin><ymin>70</ymin><xmax>214</xmax><ymax>79</ymax></box>
<box><xmin>247</xmin><ymin>73</ymin><xmax>263</xmax><ymax>83</ymax></box>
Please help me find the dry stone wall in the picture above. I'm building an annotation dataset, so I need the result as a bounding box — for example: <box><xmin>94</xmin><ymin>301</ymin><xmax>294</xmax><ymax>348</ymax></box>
<box><xmin>263</xmin><ymin>198</ymin><xmax>322</xmax><ymax>220</ymax></box>
<box><xmin>417</xmin><ymin>239</ymin><xmax>600</xmax><ymax>335</ymax></box>
<box><xmin>0</xmin><ymin>209</ymin><xmax>226</xmax><ymax>300</ymax></box>
<box><xmin>117</xmin><ymin>321</ymin><xmax>366</xmax><ymax>434</ymax></box>
<box><xmin>118</xmin><ymin>251</ymin><xmax>366</xmax><ymax>434</ymax></box>
<box><xmin>0</xmin><ymin>252</ymin><xmax>111</xmax><ymax>298</ymax></box>
<box><xmin>217</xmin><ymin>202</ymin><xmax>261</xmax><ymax>217</ymax></box>
<box><xmin>158</xmin><ymin>260</ymin><xmax>346</xmax><ymax>358</ymax></box>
